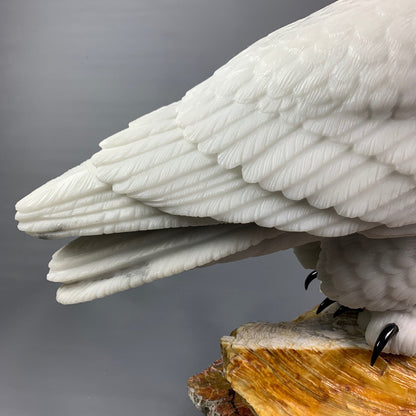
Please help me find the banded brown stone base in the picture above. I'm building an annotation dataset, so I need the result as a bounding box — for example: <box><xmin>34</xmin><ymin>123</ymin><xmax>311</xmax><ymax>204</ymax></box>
<box><xmin>188</xmin><ymin>359</ymin><xmax>254</xmax><ymax>416</ymax></box>
<box><xmin>189</xmin><ymin>307</ymin><xmax>416</xmax><ymax>416</ymax></box>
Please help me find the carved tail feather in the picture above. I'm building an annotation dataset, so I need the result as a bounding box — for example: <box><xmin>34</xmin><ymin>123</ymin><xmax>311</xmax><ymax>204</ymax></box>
<box><xmin>47</xmin><ymin>224</ymin><xmax>317</xmax><ymax>305</ymax></box>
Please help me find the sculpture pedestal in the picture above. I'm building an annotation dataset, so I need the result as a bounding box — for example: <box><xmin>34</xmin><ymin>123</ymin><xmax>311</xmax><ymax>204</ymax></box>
<box><xmin>188</xmin><ymin>307</ymin><xmax>416</xmax><ymax>416</ymax></box>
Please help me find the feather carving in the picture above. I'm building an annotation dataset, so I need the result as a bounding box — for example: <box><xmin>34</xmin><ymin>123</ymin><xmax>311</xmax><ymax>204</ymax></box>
<box><xmin>15</xmin><ymin>0</ymin><xmax>416</xmax><ymax>357</ymax></box>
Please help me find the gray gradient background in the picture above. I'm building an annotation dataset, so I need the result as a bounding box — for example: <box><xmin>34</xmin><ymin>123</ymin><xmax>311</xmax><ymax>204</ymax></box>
<box><xmin>2</xmin><ymin>1</ymin><xmax>332</xmax><ymax>415</ymax></box>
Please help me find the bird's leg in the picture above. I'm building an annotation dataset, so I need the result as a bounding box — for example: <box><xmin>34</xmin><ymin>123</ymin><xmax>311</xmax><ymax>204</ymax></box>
<box><xmin>314</xmin><ymin>298</ymin><xmax>363</xmax><ymax>316</ymax></box>
<box><xmin>304</xmin><ymin>271</ymin><xmax>361</xmax><ymax>317</ymax></box>
<box><xmin>314</xmin><ymin>234</ymin><xmax>416</xmax><ymax>361</ymax></box>
<box><xmin>357</xmin><ymin>308</ymin><xmax>416</xmax><ymax>364</ymax></box>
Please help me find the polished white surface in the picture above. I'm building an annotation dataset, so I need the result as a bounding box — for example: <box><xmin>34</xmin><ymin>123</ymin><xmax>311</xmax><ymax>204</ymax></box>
<box><xmin>17</xmin><ymin>0</ymin><xmax>416</xmax><ymax>241</ymax></box>
<box><xmin>14</xmin><ymin>0</ymin><xmax>416</xmax><ymax>356</ymax></box>
<box><xmin>2</xmin><ymin>1</ymin><xmax>327</xmax><ymax>415</ymax></box>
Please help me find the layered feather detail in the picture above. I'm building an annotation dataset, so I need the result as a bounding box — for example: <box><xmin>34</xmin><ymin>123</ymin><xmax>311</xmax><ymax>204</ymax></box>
<box><xmin>91</xmin><ymin>103</ymin><xmax>372</xmax><ymax>237</ymax></box>
<box><xmin>17</xmin><ymin>0</ymin><xmax>416</xmax><ymax>241</ymax></box>
<box><xmin>48</xmin><ymin>224</ymin><xmax>317</xmax><ymax>304</ymax></box>
<box><xmin>14</xmin><ymin>0</ymin><xmax>416</xmax><ymax>309</ymax></box>
<box><xmin>15</xmin><ymin>160</ymin><xmax>216</xmax><ymax>238</ymax></box>
<box><xmin>317</xmin><ymin>234</ymin><xmax>416</xmax><ymax>311</ymax></box>
<box><xmin>176</xmin><ymin>0</ymin><xmax>416</xmax><ymax>228</ymax></box>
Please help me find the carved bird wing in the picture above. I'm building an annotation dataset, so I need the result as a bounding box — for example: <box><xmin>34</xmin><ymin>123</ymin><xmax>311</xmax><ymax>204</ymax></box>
<box><xmin>15</xmin><ymin>0</ymin><xmax>416</xmax><ymax>303</ymax></box>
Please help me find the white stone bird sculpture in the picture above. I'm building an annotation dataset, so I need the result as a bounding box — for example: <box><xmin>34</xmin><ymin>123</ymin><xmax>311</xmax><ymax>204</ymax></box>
<box><xmin>15</xmin><ymin>0</ymin><xmax>416</xmax><ymax>365</ymax></box>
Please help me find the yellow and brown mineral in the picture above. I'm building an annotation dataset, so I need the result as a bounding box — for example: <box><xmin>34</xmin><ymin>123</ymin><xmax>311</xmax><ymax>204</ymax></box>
<box><xmin>189</xmin><ymin>306</ymin><xmax>416</xmax><ymax>416</ymax></box>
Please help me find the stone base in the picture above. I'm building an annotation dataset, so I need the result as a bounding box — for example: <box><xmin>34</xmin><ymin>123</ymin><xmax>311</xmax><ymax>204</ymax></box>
<box><xmin>188</xmin><ymin>359</ymin><xmax>254</xmax><ymax>416</ymax></box>
<box><xmin>189</xmin><ymin>307</ymin><xmax>416</xmax><ymax>416</ymax></box>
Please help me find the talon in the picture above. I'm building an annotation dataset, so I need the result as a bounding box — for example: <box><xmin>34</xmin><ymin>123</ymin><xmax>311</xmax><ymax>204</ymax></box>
<box><xmin>304</xmin><ymin>270</ymin><xmax>318</xmax><ymax>290</ymax></box>
<box><xmin>333</xmin><ymin>306</ymin><xmax>364</xmax><ymax>318</ymax></box>
<box><xmin>370</xmin><ymin>323</ymin><xmax>399</xmax><ymax>366</ymax></box>
<box><xmin>333</xmin><ymin>305</ymin><xmax>349</xmax><ymax>318</ymax></box>
<box><xmin>316</xmin><ymin>297</ymin><xmax>335</xmax><ymax>314</ymax></box>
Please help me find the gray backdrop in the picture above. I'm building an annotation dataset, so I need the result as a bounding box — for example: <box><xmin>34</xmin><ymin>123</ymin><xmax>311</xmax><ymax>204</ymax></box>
<box><xmin>1</xmin><ymin>1</ymin><xmax>332</xmax><ymax>415</ymax></box>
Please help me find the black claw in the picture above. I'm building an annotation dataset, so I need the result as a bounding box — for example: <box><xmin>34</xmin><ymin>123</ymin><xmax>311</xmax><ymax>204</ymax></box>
<box><xmin>370</xmin><ymin>323</ymin><xmax>399</xmax><ymax>366</ymax></box>
<box><xmin>304</xmin><ymin>270</ymin><xmax>318</xmax><ymax>290</ymax></box>
<box><xmin>333</xmin><ymin>306</ymin><xmax>364</xmax><ymax>318</ymax></box>
<box><xmin>333</xmin><ymin>305</ymin><xmax>349</xmax><ymax>318</ymax></box>
<box><xmin>316</xmin><ymin>297</ymin><xmax>335</xmax><ymax>314</ymax></box>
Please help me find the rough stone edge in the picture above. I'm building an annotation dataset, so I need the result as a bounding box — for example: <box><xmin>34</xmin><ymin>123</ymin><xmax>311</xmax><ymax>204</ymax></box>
<box><xmin>188</xmin><ymin>359</ymin><xmax>255</xmax><ymax>416</ymax></box>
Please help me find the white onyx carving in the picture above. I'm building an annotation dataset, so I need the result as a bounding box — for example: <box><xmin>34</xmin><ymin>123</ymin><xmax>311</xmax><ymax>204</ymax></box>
<box><xmin>15</xmin><ymin>0</ymin><xmax>416</xmax><ymax>357</ymax></box>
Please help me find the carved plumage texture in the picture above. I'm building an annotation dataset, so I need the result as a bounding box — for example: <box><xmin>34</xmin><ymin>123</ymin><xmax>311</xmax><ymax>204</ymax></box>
<box><xmin>15</xmin><ymin>0</ymin><xmax>416</xmax><ymax>356</ymax></box>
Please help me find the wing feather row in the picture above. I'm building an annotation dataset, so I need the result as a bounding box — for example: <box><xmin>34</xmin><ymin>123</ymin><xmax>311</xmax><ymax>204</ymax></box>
<box><xmin>173</xmin><ymin>0</ymin><xmax>416</xmax><ymax>229</ymax></box>
<box><xmin>91</xmin><ymin>103</ymin><xmax>373</xmax><ymax>236</ymax></box>
<box><xmin>16</xmin><ymin>0</ymin><xmax>416</xmax><ymax>240</ymax></box>
<box><xmin>15</xmin><ymin>160</ymin><xmax>216</xmax><ymax>238</ymax></box>
<box><xmin>48</xmin><ymin>223</ymin><xmax>318</xmax><ymax>304</ymax></box>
